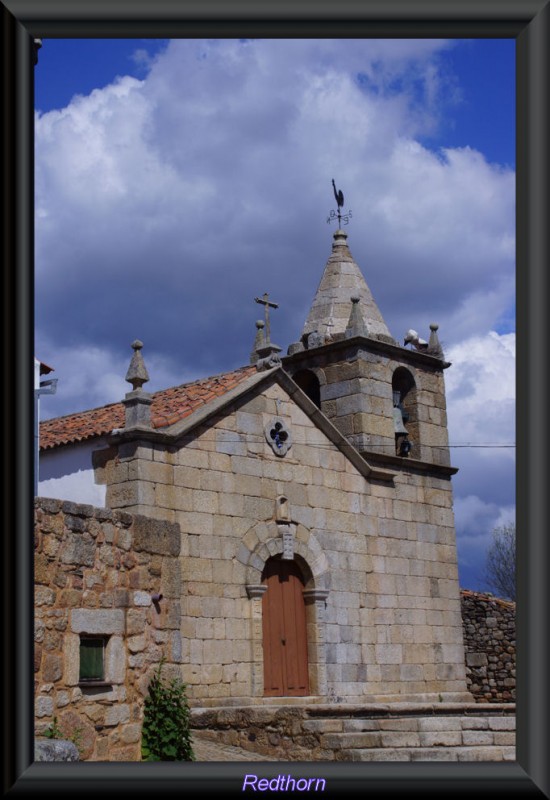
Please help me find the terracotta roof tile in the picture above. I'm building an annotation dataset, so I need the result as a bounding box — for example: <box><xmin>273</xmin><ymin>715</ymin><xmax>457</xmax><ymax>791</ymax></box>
<box><xmin>40</xmin><ymin>365</ymin><xmax>256</xmax><ymax>451</ymax></box>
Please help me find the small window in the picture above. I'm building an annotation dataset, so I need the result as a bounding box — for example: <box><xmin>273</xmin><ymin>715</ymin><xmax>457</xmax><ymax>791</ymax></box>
<box><xmin>79</xmin><ymin>636</ymin><xmax>108</xmax><ymax>684</ymax></box>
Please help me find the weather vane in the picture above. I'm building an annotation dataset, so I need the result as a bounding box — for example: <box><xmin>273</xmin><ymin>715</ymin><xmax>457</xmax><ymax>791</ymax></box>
<box><xmin>327</xmin><ymin>179</ymin><xmax>352</xmax><ymax>227</ymax></box>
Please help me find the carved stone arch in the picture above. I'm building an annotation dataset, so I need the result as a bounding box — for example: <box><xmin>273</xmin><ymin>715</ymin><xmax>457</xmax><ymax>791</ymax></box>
<box><xmin>243</xmin><ymin>525</ymin><xmax>329</xmax><ymax>591</ymax></box>
<box><xmin>292</xmin><ymin>364</ymin><xmax>327</xmax><ymax>387</ymax></box>
<box><xmin>290</xmin><ymin>367</ymin><xmax>325</xmax><ymax>409</ymax></box>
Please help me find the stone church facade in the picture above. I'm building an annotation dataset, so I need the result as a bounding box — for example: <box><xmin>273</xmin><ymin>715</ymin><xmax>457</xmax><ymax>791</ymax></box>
<box><xmin>38</xmin><ymin>227</ymin><xmax>472</xmax><ymax>715</ymax></box>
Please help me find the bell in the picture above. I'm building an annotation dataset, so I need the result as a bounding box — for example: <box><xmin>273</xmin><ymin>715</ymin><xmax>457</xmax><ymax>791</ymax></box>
<box><xmin>393</xmin><ymin>406</ymin><xmax>408</xmax><ymax>435</ymax></box>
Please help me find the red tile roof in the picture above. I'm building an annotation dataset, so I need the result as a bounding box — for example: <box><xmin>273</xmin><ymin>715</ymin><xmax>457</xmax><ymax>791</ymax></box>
<box><xmin>40</xmin><ymin>365</ymin><xmax>256</xmax><ymax>451</ymax></box>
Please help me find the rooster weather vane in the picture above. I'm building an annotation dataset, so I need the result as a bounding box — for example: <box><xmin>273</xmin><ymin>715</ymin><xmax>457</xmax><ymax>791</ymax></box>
<box><xmin>327</xmin><ymin>179</ymin><xmax>352</xmax><ymax>227</ymax></box>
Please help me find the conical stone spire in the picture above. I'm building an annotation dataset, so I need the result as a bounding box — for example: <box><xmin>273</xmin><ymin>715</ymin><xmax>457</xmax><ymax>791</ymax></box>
<box><xmin>300</xmin><ymin>229</ymin><xmax>395</xmax><ymax>345</ymax></box>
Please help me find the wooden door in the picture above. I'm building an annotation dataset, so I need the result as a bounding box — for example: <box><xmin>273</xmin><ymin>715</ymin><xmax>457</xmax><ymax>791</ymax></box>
<box><xmin>262</xmin><ymin>558</ymin><xmax>309</xmax><ymax>697</ymax></box>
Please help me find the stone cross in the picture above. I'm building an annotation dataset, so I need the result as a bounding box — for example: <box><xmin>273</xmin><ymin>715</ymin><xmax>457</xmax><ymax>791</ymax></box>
<box><xmin>254</xmin><ymin>293</ymin><xmax>279</xmax><ymax>345</ymax></box>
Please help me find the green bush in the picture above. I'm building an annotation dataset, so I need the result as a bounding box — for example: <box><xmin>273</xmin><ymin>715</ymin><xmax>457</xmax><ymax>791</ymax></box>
<box><xmin>43</xmin><ymin>716</ymin><xmax>63</xmax><ymax>740</ymax></box>
<box><xmin>141</xmin><ymin>659</ymin><xmax>195</xmax><ymax>761</ymax></box>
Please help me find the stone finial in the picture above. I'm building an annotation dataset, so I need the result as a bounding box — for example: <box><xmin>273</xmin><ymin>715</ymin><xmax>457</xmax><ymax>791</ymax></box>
<box><xmin>125</xmin><ymin>340</ymin><xmax>150</xmax><ymax>392</ymax></box>
<box><xmin>345</xmin><ymin>296</ymin><xmax>368</xmax><ymax>339</ymax></box>
<box><xmin>427</xmin><ymin>323</ymin><xmax>444</xmax><ymax>359</ymax></box>
<box><xmin>250</xmin><ymin>320</ymin><xmax>265</xmax><ymax>365</ymax></box>
<box><xmin>333</xmin><ymin>229</ymin><xmax>348</xmax><ymax>246</ymax></box>
<box><xmin>122</xmin><ymin>340</ymin><xmax>152</xmax><ymax>430</ymax></box>
<box><xmin>253</xmin><ymin>294</ymin><xmax>282</xmax><ymax>370</ymax></box>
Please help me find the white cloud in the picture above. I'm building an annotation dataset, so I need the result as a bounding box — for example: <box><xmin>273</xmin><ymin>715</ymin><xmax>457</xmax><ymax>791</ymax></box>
<box><xmin>454</xmin><ymin>495</ymin><xmax>514</xmax><ymax>541</ymax></box>
<box><xmin>445</xmin><ymin>331</ymin><xmax>515</xmax><ymax>448</ymax></box>
<box><xmin>443</xmin><ymin>331</ymin><xmax>515</xmax><ymax>587</ymax></box>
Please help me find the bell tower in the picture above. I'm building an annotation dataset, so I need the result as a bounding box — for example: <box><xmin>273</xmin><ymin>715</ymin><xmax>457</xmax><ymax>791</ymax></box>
<box><xmin>284</xmin><ymin>226</ymin><xmax>453</xmax><ymax>475</ymax></box>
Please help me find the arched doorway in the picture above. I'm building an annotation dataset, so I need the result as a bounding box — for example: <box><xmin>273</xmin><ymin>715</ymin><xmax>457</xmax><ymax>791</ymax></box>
<box><xmin>261</xmin><ymin>557</ymin><xmax>309</xmax><ymax>697</ymax></box>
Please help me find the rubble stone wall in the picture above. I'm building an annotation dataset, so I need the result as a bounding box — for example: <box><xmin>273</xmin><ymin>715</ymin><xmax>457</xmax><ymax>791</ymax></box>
<box><xmin>460</xmin><ymin>590</ymin><xmax>515</xmax><ymax>702</ymax></box>
<box><xmin>34</xmin><ymin>497</ymin><xmax>181</xmax><ymax>761</ymax></box>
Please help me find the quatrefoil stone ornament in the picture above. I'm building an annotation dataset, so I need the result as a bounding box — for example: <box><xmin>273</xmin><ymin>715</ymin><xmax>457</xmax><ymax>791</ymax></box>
<box><xmin>264</xmin><ymin>417</ymin><xmax>292</xmax><ymax>457</ymax></box>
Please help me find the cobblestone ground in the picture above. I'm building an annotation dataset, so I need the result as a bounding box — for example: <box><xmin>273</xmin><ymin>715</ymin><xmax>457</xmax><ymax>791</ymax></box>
<box><xmin>192</xmin><ymin>732</ymin><xmax>279</xmax><ymax>762</ymax></box>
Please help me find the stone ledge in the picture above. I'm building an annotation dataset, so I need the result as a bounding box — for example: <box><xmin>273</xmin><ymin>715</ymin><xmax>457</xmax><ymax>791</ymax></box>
<box><xmin>191</xmin><ymin>701</ymin><xmax>516</xmax><ymax>720</ymax></box>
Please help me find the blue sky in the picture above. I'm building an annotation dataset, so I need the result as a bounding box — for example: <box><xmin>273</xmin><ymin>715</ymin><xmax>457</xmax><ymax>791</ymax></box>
<box><xmin>34</xmin><ymin>38</ymin><xmax>515</xmax><ymax>594</ymax></box>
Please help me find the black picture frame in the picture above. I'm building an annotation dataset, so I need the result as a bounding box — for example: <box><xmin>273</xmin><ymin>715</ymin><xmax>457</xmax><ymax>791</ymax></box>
<box><xmin>2</xmin><ymin>1</ymin><xmax>548</xmax><ymax>797</ymax></box>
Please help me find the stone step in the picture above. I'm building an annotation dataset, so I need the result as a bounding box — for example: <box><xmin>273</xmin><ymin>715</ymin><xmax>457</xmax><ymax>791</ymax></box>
<box><xmin>337</xmin><ymin>715</ymin><xmax>516</xmax><ymax>733</ymax></box>
<box><xmin>191</xmin><ymin>706</ymin><xmax>516</xmax><ymax>762</ymax></box>
<box><xmin>320</xmin><ymin>722</ymin><xmax>515</xmax><ymax>751</ymax></box>
<box><xmin>337</xmin><ymin>745</ymin><xmax>516</xmax><ymax>762</ymax></box>
<box><xmin>303</xmin><ymin>714</ymin><xmax>516</xmax><ymax>735</ymax></box>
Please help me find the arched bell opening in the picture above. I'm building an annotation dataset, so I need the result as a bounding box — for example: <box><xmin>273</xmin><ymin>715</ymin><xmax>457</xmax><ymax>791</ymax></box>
<box><xmin>392</xmin><ymin>367</ymin><xmax>418</xmax><ymax>457</ymax></box>
<box><xmin>292</xmin><ymin>369</ymin><xmax>321</xmax><ymax>409</ymax></box>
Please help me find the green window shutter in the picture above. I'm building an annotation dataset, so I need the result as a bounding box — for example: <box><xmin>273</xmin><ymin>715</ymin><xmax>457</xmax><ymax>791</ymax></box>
<box><xmin>79</xmin><ymin>638</ymin><xmax>105</xmax><ymax>681</ymax></box>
